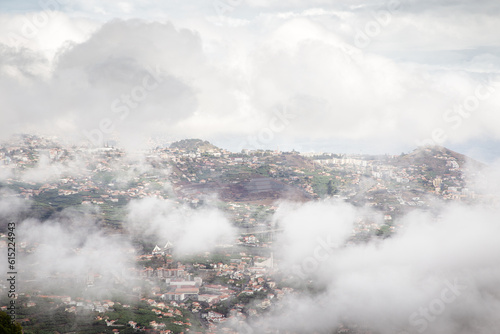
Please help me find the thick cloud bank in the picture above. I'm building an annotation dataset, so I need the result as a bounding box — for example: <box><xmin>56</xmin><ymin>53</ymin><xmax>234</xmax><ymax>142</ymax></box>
<box><xmin>125</xmin><ymin>197</ymin><xmax>236</xmax><ymax>255</ymax></box>
<box><xmin>254</xmin><ymin>198</ymin><xmax>500</xmax><ymax>333</ymax></box>
<box><xmin>1</xmin><ymin>2</ymin><xmax>500</xmax><ymax>153</ymax></box>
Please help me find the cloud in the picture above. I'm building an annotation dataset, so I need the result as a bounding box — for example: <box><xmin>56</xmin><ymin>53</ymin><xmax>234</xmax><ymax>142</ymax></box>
<box><xmin>19</xmin><ymin>153</ymin><xmax>89</xmax><ymax>183</ymax></box>
<box><xmin>0</xmin><ymin>162</ymin><xmax>14</xmax><ymax>182</ymax></box>
<box><xmin>0</xmin><ymin>206</ymin><xmax>137</xmax><ymax>298</ymax></box>
<box><xmin>0</xmin><ymin>189</ymin><xmax>30</xmax><ymax>226</ymax></box>
<box><xmin>125</xmin><ymin>197</ymin><xmax>236</xmax><ymax>255</ymax></box>
<box><xmin>0</xmin><ymin>11</ymin><xmax>98</xmax><ymax>60</ymax></box>
<box><xmin>271</xmin><ymin>199</ymin><xmax>360</xmax><ymax>270</ymax></box>
<box><xmin>1</xmin><ymin>4</ymin><xmax>500</xmax><ymax>153</ymax></box>
<box><xmin>251</xmin><ymin>193</ymin><xmax>500</xmax><ymax>333</ymax></box>
<box><xmin>0</xmin><ymin>19</ymin><xmax>204</xmax><ymax>147</ymax></box>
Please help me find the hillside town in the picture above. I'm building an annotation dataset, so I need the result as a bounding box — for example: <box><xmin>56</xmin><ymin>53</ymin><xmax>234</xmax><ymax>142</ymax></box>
<box><xmin>0</xmin><ymin>135</ymin><xmax>490</xmax><ymax>333</ymax></box>
<box><xmin>1</xmin><ymin>238</ymin><xmax>283</xmax><ymax>333</ymax></box>
<box><xmin>0</xmin><ymin>135</ymin><xmax>484</xmax><ymax>219</ymax></box>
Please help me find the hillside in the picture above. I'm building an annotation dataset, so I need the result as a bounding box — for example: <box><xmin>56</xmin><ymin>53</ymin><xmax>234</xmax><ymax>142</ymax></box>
<box><xmin>169</xmin><ymin>139</ymin><xmax>220</xmax><ymax>153</ymax></box>
<box><xmin>395</xmin><ymin>145</ymin><xmax>485</xmax><ymax>173</ymax></box>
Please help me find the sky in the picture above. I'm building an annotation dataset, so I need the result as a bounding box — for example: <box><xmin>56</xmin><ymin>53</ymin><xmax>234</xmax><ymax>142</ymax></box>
<box><xmin>1</xmin><ymin>3</ymin><xmax>500</xmax><ymax>332</ymax></box>
<box><xmin>1</xmin><ymin>0</ymin><xmax>500</xmax><ymax>161</ymax></box>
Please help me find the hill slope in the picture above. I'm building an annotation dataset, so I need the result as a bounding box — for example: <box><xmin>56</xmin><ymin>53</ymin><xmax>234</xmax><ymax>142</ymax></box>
<box><xmin>169</xmin><ymin>139</ymin><xmax>220</xmax><ymax>152</ymax></box>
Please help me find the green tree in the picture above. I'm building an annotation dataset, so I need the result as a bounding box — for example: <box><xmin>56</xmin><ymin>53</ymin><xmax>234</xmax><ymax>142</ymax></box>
<box><xmin>376</xmin><ymin>224</ymin><xmax>392</xmax><ymax>238</ymax></box>
<box><xmin>0</xmin><ymin>311</ymin><xmax>23</xmax><ymax>334</ymax></box>
<box><xmin>327</xmin><ymin>179</ymin><xmax>337</xmax><ymax>196</ymax></box>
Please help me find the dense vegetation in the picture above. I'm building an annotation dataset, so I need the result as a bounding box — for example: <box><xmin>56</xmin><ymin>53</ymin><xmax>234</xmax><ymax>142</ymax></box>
<box><xmin>0</xmin><ymin>311</ymin><xmax>23</xmax><ymax>334</ymax></box>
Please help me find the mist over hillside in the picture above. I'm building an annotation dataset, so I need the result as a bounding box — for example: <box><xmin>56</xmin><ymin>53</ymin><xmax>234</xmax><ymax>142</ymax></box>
<box><xmin>1</xmin><ymin>0</ymin><xmax>500</xmax><ymax>332</ymax></box>
<box><xmin>0</xmin><ymin>135</ymin><xmax>499</xmax><ymax>333</ymax></box>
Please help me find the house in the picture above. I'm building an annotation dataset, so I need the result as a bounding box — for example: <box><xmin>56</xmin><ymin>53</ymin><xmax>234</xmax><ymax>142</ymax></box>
<box><xmin>162</xmin><ymin>287</ymin><xmax>199</xmax><ymax>301</ymax></box>
<box><xmin>152</xmin><ymin>241</ymin><xmax>174</xmax><ymax>255</ymax></box>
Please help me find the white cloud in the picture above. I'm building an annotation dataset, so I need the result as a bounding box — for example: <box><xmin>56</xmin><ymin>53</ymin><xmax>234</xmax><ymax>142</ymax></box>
<box><xmin>1</xmin><ymin>1</ymin><xmax>500</xmax><ymax>153</ymax></box>
<box><xmin>125</xmin><ymin>197</ymin><xmax>236</xmax><ymax>255</ymax></box>
<box><xmin>0</xmin><ymin>189</ymin><xmax>30</xmax><ymax>222</ymax></box>
<box><xmin>255</xmin><ymin>198</ymin><xmax>500</xmax><ymax>333</ymax></box>
<box><xmin>20</xmin><ymin>154</ymin><xmax>89</xmax><ymax>183</ymax></box>
<box><xmin>0</xmin><ymin>206</ymin><xmax>137</xmax><ymax>297</ymax></box>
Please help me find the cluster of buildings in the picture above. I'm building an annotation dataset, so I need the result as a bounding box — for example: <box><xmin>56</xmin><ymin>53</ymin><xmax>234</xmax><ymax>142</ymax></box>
<box><xmin>0</xmin><ymin>136</ymin><xmax>484</xmax><ymax>231</ymax></box>
<box><xmin>131</xmin><ymin>243</ymin><xmax>292</xmax><ymax>333</ymax></box>
<box><xmin>0</xmin><ymin>136</ymin><xmax>491</xmax><ymax>333</ymax></box>
<box><xmin>310</xmin><ymin>147</ymin><xmax>480</xmax><ymax>211</ymax></box>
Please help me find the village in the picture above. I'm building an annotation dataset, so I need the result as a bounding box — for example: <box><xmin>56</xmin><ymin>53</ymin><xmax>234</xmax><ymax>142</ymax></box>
<box><xmin>0</xmin><ymin>235</ymin><xmax>289</xmax><ymax>333</ymax></box>
<box><xmin>0</xmin><ymin>135</ymin><xmax>489</xmax><ymax>333</ymax></box>
<box><xmin>0</xmin><ymin>136</ymin><xmax>481</xmax><ymax>216</ymax></box>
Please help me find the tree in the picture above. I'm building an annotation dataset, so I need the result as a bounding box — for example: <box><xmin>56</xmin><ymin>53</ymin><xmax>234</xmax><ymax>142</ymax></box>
<box><xmin>0</xmin><ymin>311</ymin><xmax>23</xmax><ymax>334</ymax></box>
<box><xmin>376</xmin><ymin>224</ymin><xmax>392</xmax><ymax>238</ymax></box>
<box><xmin>327</xmin><ymin>179</ymin><xmax>337</xmax><ymax>196</ymax></box>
